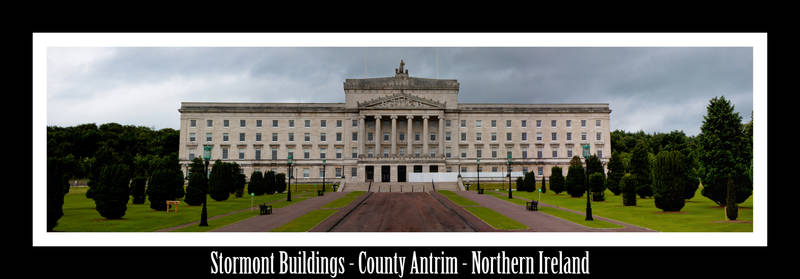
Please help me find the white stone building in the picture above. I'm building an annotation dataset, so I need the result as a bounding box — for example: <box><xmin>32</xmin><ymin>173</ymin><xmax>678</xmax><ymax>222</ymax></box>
<box><xmin>178</xmin><ymin>61</ymin><xmax>611</xmax><ymax>183</ymax></box>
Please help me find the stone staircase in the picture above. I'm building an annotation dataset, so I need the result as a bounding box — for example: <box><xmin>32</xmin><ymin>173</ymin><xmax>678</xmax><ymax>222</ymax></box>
<box><xmin>342</xmin><ymin>181</ymin><xmax>459</xmax><ymax>192</ymax></box>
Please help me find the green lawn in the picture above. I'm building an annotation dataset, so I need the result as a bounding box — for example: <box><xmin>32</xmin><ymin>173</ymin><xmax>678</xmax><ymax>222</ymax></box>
<box><xmin>438</xmin><ymin>190</ymin><xmax>480</xmax><ymax>206</ymax></box>
<box><xmin>464</xmin><ymin>182</ymin><xmax>516</xmax><ymax>191</ymax></box>
<box><xmin>54</xmin><ymin>187</ymin><xmax>316</xmax><ymax>232</ymax></box>
<box><xmin>481</xmin><ymin>190</ymin><xmax>623</xmax><ymax>229</ymax></box>
<box><xmin>463</xmin><ymin>207</ymin><xmax>528</xmax><ymax>230</ymax></box>
<box><xmin>509</xmin><ymin>186</ymin><xmax>753</xmax><ymax>232</ymax></box>
<box><xmin>271</xmin><ymin>191</ymin><xmax>366</xmax><ymax>232</ymax></box>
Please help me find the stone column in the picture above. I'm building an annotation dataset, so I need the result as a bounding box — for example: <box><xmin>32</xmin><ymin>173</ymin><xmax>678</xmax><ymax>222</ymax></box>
<box><xmin>406</xmin><ymin>115</ymin><xmax>413</xmax><ymax>157</ymax></box>
<box><xmin>390</xmin><ymin>115</ymin><xmax>397</xmax><ymax>156</ymax></box>
<box><xmin>422</xmin><ymin>115</ymin><xmax>430</xmax><ymax>157</ymax></box>
<box><xmin>375</xmin><ymin>115</ymin><xmax>382</xmax><ymax>157</ymax></box>
<box><xmin>359</xmin><ymin>115</ymin><xmax>366</xmax><ymax>158</ymax></box>
<box><xmin>438</xmin><ymin>115</ymin><xmax>444</xmax><ymax>158</ymax></box>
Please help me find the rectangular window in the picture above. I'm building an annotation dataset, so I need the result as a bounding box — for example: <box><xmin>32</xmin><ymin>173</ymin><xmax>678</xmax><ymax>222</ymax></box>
<box><xmin>273</xmin><ymin>120</ymin><xmax>278</xmax><ymax>127</ymax></box>
<box><xmin>430</xmin><ymin>133</ymin><xmax>436</xmax><ymax>141</ymax></box>
<box><xmin>238</xmin><ymin>149</ymin><xmax>245</xmax><ymax>160</ymax></box>
<box><xmin>568</xmin><ymin>149</ymin><xmax>573</xmax><ymax>158</ymax></box>
<box><xmin>384</xmin><ymin>147</ymin><xmax>390</xmax><ymax>157</ymax></box>
<box><xmin>581</xmin><ymin>119</ymin><xmax>587</xmax><ymax>127</ymax></box>
<box><xmin>414</xmin><ymin>147</ymin><xmax>421</xmax><ymax>157</ymax></box>
<box><xmin>320</xmin><ymin>133</ymin><xmax>327</xmax><ymax>142</ymax></box>
<box><xmin>272</xmin><ymin>133</ymin><xmax>278</xmax><ymax>142</ymax></box>
<box><xmin>445</xmin><ymin>132</ymin><xmax>451</xmax><ymax>141</ymax></box>
<box><xmin>521</xmin><ymin>120</ymin><xmax>527</xmax><ymax>127</ymax></box>
<box><xmin>240</xmin><ymin>133</ymin><xmax>245</xmax><ymax>142</ymax></box>
<box><xmin>491</xmin><ymin>132</ymin><xmax>498</xmax><ymax>141</ymax></box>
<box><xmin>189</xmin><ymin>150</ymin><xmax>195</xmax><ymax>160</ymax></box>
<box><xmin>336</xmin><ymin>132</ymin><xmax>342</xmax><ymax>142</ymax></box>
<box><xmin>596</xmin><ymin>132</ymin><xmax>602</xmax><ymax>141</ymax></box>
<box><xmin>536</xmin><ymin>120</ymin><xmax>541</xmax><ymax>127</ymax></box>
<box><xmin>320</xmin><ymin>148</ymin><xmax>327</xmax><ymax>159</ymax></box>
<box><xmin>445</xmin><ymin>119</ymin><xmax>451</xmax><ymax>127</ymax></box>
<box><xmin>598</xmin><ymin>150</ymin><xmax>603</xmax><ymax>158</ymax></box>
<box><xmin>399</xmin><ymin>133</ymin><xmax>405</xmax><ymax>141</ymax></box>
<box><xmin>506</xmin><ymin>132</ymin><xmax>512</xmax><ymax>141</ymax></box>
<box><xmin>207</xmin><ymin>119</ymin><xmax>213</xmax><ymax>127</ymax></box>
<box><xmin>190</xmin><ymin>120</ymin><xmax>196</xmax><ymax>127</ymax></box>
<box><xmin>256</xmin><ymin>120</ymin><xmax>262</xmax><ymax>127</ymax></box>
<box><xmin>189</xmin><ymin>133</ymin><xmax>196</xmax><ymax>142</ymax></box>
<box><xmin>384</xmin><ymin>132</ymin><xmax>390</xmax><ymax>141</ymax></box>
<box><xmin>206</xmin><ymin>133</ymin><xmax>213</xmax><ymax>142</ymax></box>
<box><xmin>492</xmin><ymin>167</ymin><xmax>498</xmax><ymax>172</ymax></box>
<box><xmin>289</xmin><ymin>119</ymin><xmax>294</xmax><ymax>127</ymax></box>
<box><xmin>305</xmin><ymin>133</ymin><xmax>311</xmax><ymax>142</ymax></box>
<box><xmin>336</xmin><ymin>120</ymin><xmax>342</xmax><ymax>127</ymax></box>
<box><xmin>240</xmin><ymin>119</ymin><xmax>246</xmax><ymax>127</ymax></box>
<box><xmin>551</xmin><ymin>120</ymin><xmax>557</xmax><ymax>127</ymax></box>
<box><xmin>538</xmin><ymin>167</ymin><xmax>544</xmax><ymax>176</ymax></box>
<box><xmin>567</xmin><ymin>132</ymin><xmax>572</xmax><ymax>141</ymax></box>
<box><xmin>553</xmin><ymin>150</ymin><xmax>558</xmax><ymax>158</ymax></box>
<box><xmin>304</xmin><ymin>120</ymin><xmax>310</xmax><ymax>128</ymax></box>
<box><xmin>491</xmin><ymin>120</ymin><xmax>496</xmax><ymax>127</ymax></box>
<box><xmin>336</xmin><ymin>167</ymin><xmax>342</xmax><ymax>178</ymax></box>
<box><xmin>304</xmin><ymin>148</ymin><xmax>310</xmax><ymax>159</ymax></box>
<box><xmin>492</xmin><ymin>147</ymin><xmax>498</xmax><ymax>158</ymax></box>
<box><xmin>446</xmin><ymin>147</ymin><xmax>451</xmax><ymax>158</ymax></box>
<box><xmin>476</xmin><ymin>120</ymin><xmax>482</xmax><ymax>127</ymax></box>
<box><xmin>353</xmin><ymin>119</ymin><xmax>358</xmax><ymax>127</ymax></box>
<box><xmin>476</xmin><ymin>132</ymin><xmax>482</xmax><ymax>141</ymax></box>
<box><xmin>352</xmin><ymin>132</ymin><xmax>358</xmax><ymax>141</ymax></box>
<box><xmin>288</xmin><ymin>149</ymin><xmax>294</xmax><ymax>159</ymax></box>
<box><xmin>352</xmin><ymin>167</ymin><xmax>358</xmax><ymax>177</ymax></box>
<box><xmin>415</xmin><ymin>133</ymin><xmax>420</xmax><ymax>141</ymax></box>
<box><xmin>461</xmin><ymin>133</ymin><xmax>466</xmax><ymax>141</ymax></box>
<box><xmin>506</xmin><ymin>120</ymin><xmax>512</xmax><ymax>128</ymax></box>
<box><xmin>521</xmin><ymin>132</ymin><xmax>527</xmax><ymax>141</ymax></box>
<box><xmin>319</xmin><ymin>168</ymin><xmax>325</xmax><ymax>178</ymax></box>
<box><xmin>522</xmin><ymin>150</ymin><xmax>528</xmax><ymax>159</ymax></box>
<box><xmin>536</xmin><ymin>132</ymin><xmax>542</xmax><ymax>141</ymax></box>
<box><xmin>476</xmin><ymin>148</ymin><xmax>482</xmax><ymax>158</ymax></box>
<box><xmin>272</xmin><ymin>148</ymin><xmax>278</xmax><ymax>160</ymax></box>
<box><xmin>507</xmin><ymin>150</ymin><xmax>512</xmax><ymax>158</ymax></box>
<box><xmin>596</xmin><ymin>120</ymin><xmax>602</xmax><ymax>127</ymax></box>
<box><xmin>303</xmin><ymin>168</ymin><xmax>309</xmax><ymax>178</ymax></box>
<box><xmin>368</xmin><ymin>147</ymin><xmax>374</xmax><ymax>158</ymax></box>
<box><xmin>581</xmin><ymin>132</ymin><xmax>587</xmax><ymax>141</ymax></box>
<box><xmin>368</xmin><ymin>133</ymin><xmax>373</xmax><ymax>141</ymax></box>
<box><xmin>223</xmin><ymin>119</ymin><xmax>229</xmax><ymax>127</ymax></box>
<box><xmin>352</xmin><ymin>147</ymin><xmax>358</xmax><ymax>158</ymax></box>
<box><xmin>222</xmin><ymin>148</ymin><xmax>228</xmax><ymax>159</ymax></box>
<box><xmin>321</xmin><ymin>120</ymin><xmax>327</xmax><ymax>127</ymax></box>
<box><xmin>537</xmin><ymin>149</ymin><xmax>543</xmax><ymax>158</ymax></box>
<box><xmin>336</xmin><ymin>148</ymin><xmax>342</xmax><ymax>159</ymax></box>
<box><xmin>461</xmin><ymin>148</ymin><xmax>467</xmax><ymax>158</ymax></box>
<box><xmin>551</xmin><ymin>132</ymin><xmax>557</xmax><ymax>141</ymax></box>
<box><xmin>255</xmin><ymin>149</ymin><xmax>261</xmax><ymax>160</ymax></box>
<box><xmin>256</xmin><ymin>133</ymin><xmax>262</xmax><ymax>142</ymax></box>
<box><xmin>223</xmin><ymin>133</ymin><xmax>229</xmax><ymax>142</ymax></box>
<box><xmin>461</xmin><ymin>167</ymin><xmax>467</xmax><ymax>173</ymax></box>
<box><xmin>289</xmin><ymin>133</ymin><xmax>294</xmax><ymax>142</ymax></box>
<box><xmin>399</xmin><ymin>147</ymin><xmax>406</xmax><ymax>155</ymax></box>
<box><xmin>461</xmin><ymin>120</ymin><xmax>466</xmax><ymax>128</ymax></box>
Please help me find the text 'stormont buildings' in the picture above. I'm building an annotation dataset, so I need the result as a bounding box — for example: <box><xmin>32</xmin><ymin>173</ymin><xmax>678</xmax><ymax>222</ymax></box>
<box><xmin>178</xmin><ymin>61</ymin><xmax>611</xmax><ymax>183</ymax></box>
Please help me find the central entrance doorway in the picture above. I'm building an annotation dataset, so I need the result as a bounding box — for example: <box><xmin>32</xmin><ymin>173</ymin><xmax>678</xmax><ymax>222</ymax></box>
<box><xmin>365</xmin><ymin>166</ymin><xmax>374</xmax><ymax>182</ymax></box>
<box><xmin>397</xmin><ymin>165</ymin><xmax>407</xmax><ymax>182</ymax></box>
<box><xmin>381</xmin><ymin>165</ymin><xmax>390</xmax><ymax>182</ymax></box>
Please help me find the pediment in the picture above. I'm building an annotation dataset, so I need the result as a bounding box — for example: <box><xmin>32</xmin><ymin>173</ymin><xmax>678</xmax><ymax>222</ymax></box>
<box><xmin>358</xmin><ymin>93</ymin><xmax>445</xmax><ymax>109</ymax></box>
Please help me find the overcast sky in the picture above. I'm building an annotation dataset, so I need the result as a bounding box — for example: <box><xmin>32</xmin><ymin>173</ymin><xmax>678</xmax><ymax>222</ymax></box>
<box><xmin>46</xmin><ymin>47</ymin><xmax>753</xmax><ymax>136</ymax></box>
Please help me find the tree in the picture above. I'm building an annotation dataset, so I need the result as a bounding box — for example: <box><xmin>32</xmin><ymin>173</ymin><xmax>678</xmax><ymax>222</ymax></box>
<box><xmin>207</xmin><ymin>160</ymin><xmax>232</xmax><ymax>201</ymax></box>
<box><xmin>130</xmin><ymin>176</ymin><xmax>147</xmax><ymax>204</ymax></box>
<box><xmin>586</xmin><ymin>155</ymin><xmax>604</xmax><ymax>178</ymax></box>
<box><xmin>515</xmin><ymin>176</ymin><xmax>524</xmax><ymax>191</ymax></box>
<box><xmin>275</xmin><ymin>173</ymin><xmax>287</xmax><ymax>193</ymax></box>
<box><xmin>697</xmin><ymin>96</ymin><xmax>752</xmax><ymax>206</ymax></box>
<box><xmin>621</xmin><ymin>174</ymin><xmax>637</xmax><ymax>206</ymax></box>
<box><xmin>606</xmin><ymin>151</ymin><xmax>625</xmax><ymax>195</ymax></box>
<box><xmin>48</xmin><ymin>157</ymin><xmax>69</xmax><ymax>231</ymax></box>
<box><xmin>93</xmin><ymin>164</ymin><xmax>131</xmax><ymax>219</ymax></box>
<box><xmin>525</xmin><ymin>171</ymin><xmax>536</xmax><ymax>192</ymax></box>
<box><xmin>549</xmin><ymin>166</ymin><xmax>565</xmax><ymax>194</ymax></box>
<box><xmin>726</xmin><ymin>177</ymin><xmax>738</xmax><ymax>220</ymax></box>
<box><xmin>147</xmin><ymin>167</ymin><xmax>184</xmax><ymax>211</ymax></box>
<box><xmin>589</xmin><ymin>173</ymin><xmax>606</xmax><ymax>201</ymax></box>
<box><xmin>541</xmin><ymin>175</ymin><xmax>547</xmax><ymax>193</ymax></box>
<box><xmin>565</xmin><ymin>156</ymin><xmax>585</xmax><ymax>198</ymax></box>
<box><xmin>630</xmin><ymin>141</ymin><xmax>653</xmax><ymax>198</ymax></box>
<box><xmin>652</xmin><ymin>151</ymin><xmax>689</xmax><ymax>211</ymax></box>
<box><xmin>184</xmin><ymin>158</ymin><xmax>207</xmax><ymax>205</ymax></box>
<box><xmin>249</xmin><ymin>171</ymin><xmax>264</xmax><ymax>196</ymax></box>
<box><xmin>265</xmin><ymin>171</ymin><xmax>277</xmax><ymax>194</ymax></box>
<box><xmin>230</xmin><ymin>162</ymin><xmax>245</xmax><ymax>197</ymax></box>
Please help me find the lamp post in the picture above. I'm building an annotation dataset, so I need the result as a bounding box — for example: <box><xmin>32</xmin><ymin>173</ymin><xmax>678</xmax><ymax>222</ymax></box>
<box><xmin>322</xmin><ymin>159</ymin><xmax>326</xmax><ymax>193</ymax></box>
<box><xmin>287</xmin><ymin>154</ymin><xmax>293</xmax><ymax>202</ymax></box>
<box><xmin>477</xmin><ymin>157</ymin><xmax>481</xmax><ymax>194</ymax></box>
<box><xmin>507</xmin><ymin>154</ymin><xmax>512</xmax><ymax>199</ymax></box>
<box><xmin>583</xmin><ymin>144</ymin><xmax>593</xmax><ymax>221</ymax></box>
<box><xmin>200</xmin><ymin>145</ymin><xmax>212</xmax><ymax>227</ymax></box>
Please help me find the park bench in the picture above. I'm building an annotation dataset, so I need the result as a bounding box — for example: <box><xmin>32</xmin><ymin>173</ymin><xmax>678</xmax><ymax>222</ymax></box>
<box><xmin>477</xmin><ymin>189</ymin><xmax>484</xmax><ymax>195</ymax></box>
<box><xmin>259</xmin><ymin>204</ymin><xmax>273</xmax><ymax>215</ymax></box>
<box><xmin>166</xmin><ymin>201</ymin><xmax>180</xmax><ymax>213</ymax></box>
<box><xmin>526</xmin><ymin>201</ymin><xmax>539</xmax><ymax>211</ymax></box>
<box><xmin>317</xmin><ymin>190</ymin><xmax>324</xmax><ymax>196</ymax></box>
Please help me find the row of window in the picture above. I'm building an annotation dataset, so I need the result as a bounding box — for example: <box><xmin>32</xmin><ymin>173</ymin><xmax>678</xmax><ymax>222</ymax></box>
<box><xmin>189</xmin><ymin>130</ymin><xmax>604</xmax><ymax>144</ymax></box>
<box><xmin>189</xmin><ymin>118</ymin><xmax>604</xmax><ymax>129</ymax></box>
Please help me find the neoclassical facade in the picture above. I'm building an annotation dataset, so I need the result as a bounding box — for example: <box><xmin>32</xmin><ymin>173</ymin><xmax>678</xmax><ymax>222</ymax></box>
<box><xmin>178</xmin><ymin>61</ymin><xmax>611</xmax><ymax>183</ymax></box>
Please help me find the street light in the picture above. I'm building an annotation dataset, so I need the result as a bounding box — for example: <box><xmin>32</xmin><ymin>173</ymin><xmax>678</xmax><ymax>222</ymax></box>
<box><xmin>477</xmin><ymin>157</ymin><xmax>481</xmax><ymax>194</ymax></box>
<box><xmin>582</xmin><ymin>144</ymin><xmax>593</xmax><ymax>221</ymax></box>
<box><xmin>287</xmin><ymin>154</ymin><xmax>293</xmax><ymax>202</ymax></box>
<box><xmin>507</xmin><ymin>154</ymin><xmax>512</xmax><ymax>199</ymax></box>
<box><xmin>322</xmin><ymin>159</ymin><xmax>326</xmax><ymax>193</ymax></box>
<box><xmin>200</xmin><ymin>145</ymin><xmax>212</xmax><ymax>227</ymax></box>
